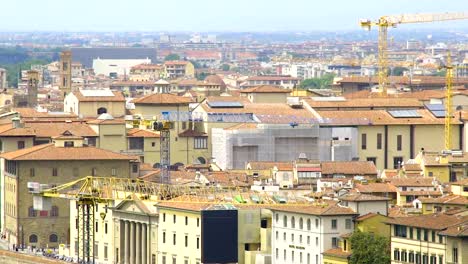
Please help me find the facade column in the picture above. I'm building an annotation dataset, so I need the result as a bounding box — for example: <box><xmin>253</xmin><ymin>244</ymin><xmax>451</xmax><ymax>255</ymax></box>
<box><xmin>130</xmin><ymin>222</ymin><xmax>136</xmax><ymax>264</ymax></box>
<box><xmin>125</xmin><ymin>221</ymin><xmax>130</xmax><ymax>264</ymax></box>
<box><xmin>136</xmin><ymin>223</ymin><xmax>142</xmax><ymax>264</ymax></box>
<box><xmin>142</xmin><ymin>224</ymin><xmax>147</xmax><ymax>264</ymax></box>
<box><xmin>120</xmin><ymin>220</ymin><xmax>125</xmax><ymax>263</ymax></box>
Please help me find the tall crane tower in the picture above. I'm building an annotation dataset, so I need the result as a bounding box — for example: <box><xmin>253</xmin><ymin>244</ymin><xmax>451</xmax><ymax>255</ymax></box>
<box><xmin>360</xmin><ymin>12</ymin><xmax>468</xmax><ymax>95</ymax></box>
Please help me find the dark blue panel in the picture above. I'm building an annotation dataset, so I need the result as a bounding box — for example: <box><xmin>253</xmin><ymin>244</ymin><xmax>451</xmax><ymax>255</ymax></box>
<box><xmin>201</xmin><ymin>209</ymin><xmax>238</xmax><ymax>263</ymax></box>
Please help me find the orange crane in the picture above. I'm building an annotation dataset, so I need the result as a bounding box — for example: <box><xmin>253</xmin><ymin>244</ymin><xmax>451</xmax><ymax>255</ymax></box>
<box><xmin>360</xmin><ymin>12</ymin><xmax>468</xmax><ymax>96</ymax></box>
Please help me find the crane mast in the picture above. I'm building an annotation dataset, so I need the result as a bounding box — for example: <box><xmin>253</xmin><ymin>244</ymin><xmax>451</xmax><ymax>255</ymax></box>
<box><xmin>360</xmin><ymin>12</ymin><xmax>468</xmax><ymax>95</ymax></box>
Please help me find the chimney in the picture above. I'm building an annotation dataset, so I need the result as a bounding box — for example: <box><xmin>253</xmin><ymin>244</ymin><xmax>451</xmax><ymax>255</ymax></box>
<box><xmin>12</xmin><ymin>117</ymin><xmax>21</xmax><ymax>128</ymax></box>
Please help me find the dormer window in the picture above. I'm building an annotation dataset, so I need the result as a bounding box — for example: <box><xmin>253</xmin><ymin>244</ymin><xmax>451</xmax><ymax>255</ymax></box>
<box><xmin>64</xmin><ymin>141</ymin><xmax>74</xmax><ymax>147</ymax></box>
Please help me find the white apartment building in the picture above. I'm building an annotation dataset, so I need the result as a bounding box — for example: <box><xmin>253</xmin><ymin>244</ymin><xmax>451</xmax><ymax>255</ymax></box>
<box><xmin>271</xmin><ymin>202</ymin><xmax>357</xmax><ymax>264</ymax></box>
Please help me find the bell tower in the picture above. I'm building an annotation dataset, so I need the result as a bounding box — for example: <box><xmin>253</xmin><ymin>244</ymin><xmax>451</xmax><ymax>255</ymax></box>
<box><xmin>59</xmin><ymin>51</ymin><xmax>72</xmax><ymax>97</ymax></box>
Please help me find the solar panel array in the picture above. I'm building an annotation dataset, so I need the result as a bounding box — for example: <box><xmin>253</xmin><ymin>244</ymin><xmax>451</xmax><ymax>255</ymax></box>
<box><xmin>388</xmin><ymin>110</ymin><xmax>422</xmax><ymax>118</ymax></box>
<box><xmin>207</xmin><ymin>101</ymin><xmax>244</xmax><ymax>108</ymax></box>
<box><xmin>425</xmin><ymin>103</ymin><xmax>446</xmax><ymax>118</ymax></box>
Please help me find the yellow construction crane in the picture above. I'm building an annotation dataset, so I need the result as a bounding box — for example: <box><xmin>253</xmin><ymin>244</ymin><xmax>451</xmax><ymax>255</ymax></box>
<box><xmin>30</xmin><ymin>175</ymin><xmax>314</xmax><ymax>262</ymax></box>
<box><xmin>443</xmin><ymin>52</ymin><xmax>454</xmax><ymax>150</ymax></box>
<box><xmin>360</xmin><ymin>12</ymin><xmax>468</xmax><ymax>96</ymax></box>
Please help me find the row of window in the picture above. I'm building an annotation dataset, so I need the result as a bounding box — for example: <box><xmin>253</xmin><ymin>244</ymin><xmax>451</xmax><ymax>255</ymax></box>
<box><xmin>276</xmin><ymin>231</ymin><xmax>319</xmax><ymax>246</ymax></box>
<box><xmin>275</xmin><ymin>248</ymin><xmax>319</xmax><ymax>264</ymax></box>
<box><xmin>276</xmin><ymin>214</ymin><xmax>352</xmax><ymax>230</ymax></box>
<box><xmin>28</xmin><ymin>206</ymin><xmax>59</xmax><ymax>217</ymax></box>
<box><xmin>162</xmin><ymin>213</ymin><xmax>200</xmax><ymax>227</ymax></box>
<box><xmin>361</xmin><ymin>133</ymin><xmax>402</xmax><ymax>151</ymax></box>
<box><xmin>29</xmin><ymin>234</ymin><xmax>58</xmax><ymax>243</ymax></box>
<box><xmin>161</xmin><ymin>255</ymin><xmax>200</xmax><ymax>264</ymax></box>
<box><xmin>394</xmin><ymin>225</ymin><xmax>444</xmax><ymax>243</ymax></box>
<box><xmin>28</xmin><ymin>167</ymin><xmax>121</xmax><ymax>177</ymax></box>
<box><xmin>161</xmin><ymin>232</ymin><xmax>199</xmax><ymax>249</ymax></box>
<box><xmin>393</xmin><ymin>249</ymin><xmax>447</xmax><ymax>264</ymax></box>
<box><xmin>366</xmin><ymin>156</ymin><xmax>404</xmax><ymax>169</ymax></box>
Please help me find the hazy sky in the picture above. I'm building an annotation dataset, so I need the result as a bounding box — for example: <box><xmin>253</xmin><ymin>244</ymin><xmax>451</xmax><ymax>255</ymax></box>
<box><xmin>2</xmin><ymin>0</ymin><xmax>467</xmax><ymax>31</ymax></box>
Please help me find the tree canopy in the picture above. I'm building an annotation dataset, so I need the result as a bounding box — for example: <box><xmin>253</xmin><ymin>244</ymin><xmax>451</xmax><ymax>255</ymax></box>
<box><xmin>300</xmin><ymin>73</ymin><xmax>335</xmax><ymax>89</ymax></box>
<box><xmin>164</xmin><ymin>53</ymin><xmax>180</xmax><ymax>61</ymax></box>
<box><xmin>349</xmin><ymin>231</ymin><xmax>390</xmax><ymax>264</ymax></box>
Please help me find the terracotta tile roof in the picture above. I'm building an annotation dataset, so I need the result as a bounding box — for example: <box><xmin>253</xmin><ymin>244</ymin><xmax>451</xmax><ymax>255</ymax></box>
<box><xmin>177</xmin><ymin>78</ymin><xmax>199</xmax><ymax>86</ymax></box>
<box><xmin>270</xmin><ymin>201</ymin><xmax>358</xmax><ymax>216</ymax></box>
<box><xmin>355</xmin><ymin>183</ymin><xmax>397</xmax><ymax>193</ymax></box>
<box><xmin>339</xmin><ymin>193</ymin><xmax>391</xmax><ymax>202</ymax></box>
<box><xmin>205</xmin><ymin>171</ymin><xmax>251</xmax><ymax>187</ymax></box>
<box><xmin>132</xmin><ymin>93</ymin><xmax>192</xmax><ymax>105</ymax></box>
<box><xmin>127</xmin><ymin>128</ymin><xmax>160</xmax><ymax>138</ymax></box>
<box><xmin>246</xmin><ymin>76</ymin><xmax>300</xmax><ymax>81</ymax></box>
<box><xmin>178</xmin><ymin>130</ymin><xmax>208</xmax><ymax>137</ymax></box>
<box><xmin>248</xmin><ymin>161</ymin><xmax>293</xmax><ymax>171</ymax></box>
<box><xmin>0</xmin><ymin>122</ymin><xmax>97</xmax><ymax>138</ymax></box>
<box><xmin>385</xmin><ymin>213</ymin><xmax>467</xmax><ymax>230</ymax></box>
<box><xmin>323</xmin><ymin>248</ymin><xmax>352</xmax><ymax>258</ymax></box>
<box><xmin>403</xmin><ymin>163</ymin><xmax>422</xmax><ymax>171</ymax></box>
<box><xmin>200</xmin><ymin>101</ymin><xmax>315</xmax><ymax>121</ymax></box>
<box><xmin>72</xmin><ymin>91</ymin><xmax>126</xmax><ymax>102</ymax></box>
<box><xmin>304</xmin><ymin>97</ymin><xmax>423</xmax><ymax>109</ymax></box>
<box><xmin>356</xmin><ymin>212</ymin><xmax>381</xmax><ymax>221</ymax></box>
<box><xmin>185</xmin><ymin>50</ymin><xmax>221</xmax><ymax>59</ymax></box>
<box><xmin>419</xmin><ymin>195</ymin><xmax>468</xmax><ymax>206</ymax></box>
<box><xmin>239</xmin><ymin>85</ymin><xmax>291</xmax><ymax>93</ymax></box>
<box><xmin>316</xmin><ymin>109</ymin><xmax>456</xmax><ymax>125</ymax></box>
<box><xmin>0</xmin><ymin>144</ymin><xmax>136</xmax><ymax>161</ymax></box>
<box><xmin>14</xmin><ymin>108</ymin><xmax>78</xmax><ymax>119</ymax></box>
<box><xmin>438</xmin><ymin>221</ymin><xmax>468</xmax><ymax>237</ymax></box>
<box><xmin>390</xmin><ymin>177</ymin><xmax>435</xmax><ymax>187</ymax></box>
<box><xmin>87</xmin><ymin>118</ymin><xmax>126</xmax><ymax>125</ymax></box>
<box><xmin>321</xmin><ymin>161</ymin><xmax>377</xmax><ymax>176</ymax></box>
<box><xmin>388</xmin><ymin>207</ymin><xmax>409</xmax><ymax>218</ymax></box>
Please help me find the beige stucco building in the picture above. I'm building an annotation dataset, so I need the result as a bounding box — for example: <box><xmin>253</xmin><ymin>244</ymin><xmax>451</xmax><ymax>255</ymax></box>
<box><xmin>0</xmin><ymin>135</ymin><xmax>138</xmax><ymax>249</ymax></box>
<box><xmin>64</xmin><ymin>89</ymin><xmax>126</xmax><ymax>117</ymax></box>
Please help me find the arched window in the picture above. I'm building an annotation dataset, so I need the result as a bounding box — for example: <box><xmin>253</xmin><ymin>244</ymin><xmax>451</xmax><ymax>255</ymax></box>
<box><xmin>97</xmin><ymin>107</ymin><xmax>107</xmax><ymax>115</ymax></box>
<box><xmin>307</xmin><ymin>219</ymin><xmax>311</xmax><ymax>230</ymax></box>
<box><xmin>275</xmin><ymin>213</ymin><xmax>279</xmax><ymax>223</ymax></box>
<box><xmin>299</xmin><ymin>218</ymin><xmax>304</xmax><ymax>229</ymax></box>
<box><xmin>197</xmin><ymin>157</ymin><xmax>206</xmax><ymax>164</ymax></box>
<box><xmin>291</xmin><ymin>216</ymin><xmax>296</xmax><ymax>228</ymax></box>
<box><xmin>29</xmin><ymin>234</ymin><xmax>38</xmax><ymax>243</ymax></box>
<box><xmin>51</xmin><ymin>206</ymin><xmax>59</xmax><ymax>217</ymax></box>
<box><xmin>283</xmin><ymin>215</ymin><xmax>287</xmax><ymax>227</ymax></box>
<box><xmin>49</xmin><ymin>234</ymin><xmax>58</xmax><ymax>243</ymax></box>
<box><xmin>4</xmin><ymin>100</ymin><xmax>11</xmax><ymax>105</ymax></box>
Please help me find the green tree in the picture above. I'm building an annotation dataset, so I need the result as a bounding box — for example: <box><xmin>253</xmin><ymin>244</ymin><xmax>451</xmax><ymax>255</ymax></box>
<box><xmin>1</xmin><ymin>59</ymin><xmax>50</xmax><ymax>88</ymax></box>
<box><xmin>190</xmin><ymin>60</ymin><xmax>202</xmax><ymax>69</ymax></box>
<box><xmin>164</xmin><ymin>53</ymin><xmax>180</xmax><ymax>61</ymax></box>
<box><xmin>300</xmin><ymin>73</ymin><xmax>335</xmax><ymax>89</ymax></box>
<box><xmin>196</xmin><ymin>72</ymin><xmax>209</xmax><ymax>81</ymax></box>
<box><xmin>221</xmin><ymin>64</ymin><xmax>230</xmax><ymax>71</ymax></box>
<box><xmin>349</xmin><ymin>231</ymin><xmax>390</xmax><ymax>264</ymax></box>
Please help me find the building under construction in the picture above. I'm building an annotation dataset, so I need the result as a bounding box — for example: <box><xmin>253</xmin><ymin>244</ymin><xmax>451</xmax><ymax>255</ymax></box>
<box><xmin>212</xmin><ymin>123</ymin><xmax>358</xmax><ymax>170</ymax></box>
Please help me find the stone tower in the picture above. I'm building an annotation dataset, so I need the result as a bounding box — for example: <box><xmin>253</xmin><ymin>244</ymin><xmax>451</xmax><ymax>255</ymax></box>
<box><xmin>27</xmin><ymin>70</ymin><xmax>39</xmax><ymax>107</ymax></box>
<box><xmin>59</xmin><ymin>51</ymin><xmax>72</xmax><ymax>97</ymax></box>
